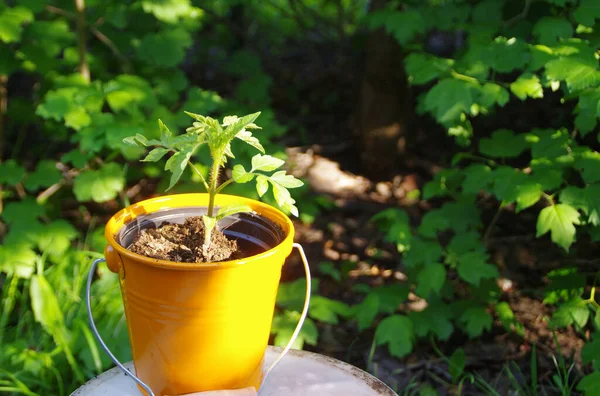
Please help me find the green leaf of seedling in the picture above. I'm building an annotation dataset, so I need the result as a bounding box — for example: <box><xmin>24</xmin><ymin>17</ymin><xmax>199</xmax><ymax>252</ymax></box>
<box><xmin>251</xmin><ymin>154</ymin><xmax>285</xmax><ymax>172</ymax></box>
<box><xmin>256</xmin><ymin>175</ymin><xmax>268</xmax><ymax>196</ymax></box>
<box><xmin>536</xmin><ymin>204</ymin><xmax>580</xmax><ymax>251</ymax></box>
<box><xmin>73</xmin><ymin>163</ymin><xmax>125</xmax><ymax>203</ymax></box>
<box><xmin>270</xmin><ymin>171</ymin><xmax>303</xmax><ymax>188</ymax></box>
<box><xmin>215</xmin><ymin>204</ymin><xmax>252</xmax><ymax>220</ymax></box>
<box><xmin>142</xmin><ymin>148</ymin><xmax>170</xmax><ymax>162</ymax></box>
<box><xmin>457</xmin><ymin>251</ymin><xmax>499</xmax><ymax>286</ymax></box>
<box><xmin>449</xmin><ymin>348</ymin><xmax>466</xmax><ymax>383</ymax></box>
<box><xmin>0</xmin><ymin>159</ymin><xmax>26</xmax><ymax>186</ymax></box>
<box><xmin>164</xmin><ymin>147</ymin><xmax>194</xmax><ymax>191</ymax></box>
<box><xmin>232</xmin><ymin>165</ymin><xmax>254</xmax><ymax>183</ymax></box>
<box><xmin>459</xmin><ymin>306</ymin><xmax>493</xmax><ymax>338</ymax></box>
<box><xmin>223</xmin><ymin>111</ymin><xmax>261</xmax><ymax>142</ymax></box>
<box><xmin>375</xmin><ymin>315</ymin><xmax>414</xmax><ymax>358</ymax></box>
<box><xmin>235</xmin><ymin>129</ymin><xmax>264</xmax><ymax>153</ymax></box>
<box><xmin>271</xmin><ymin>182</ymin><xmax>298</xmax><ymax>217</ymax></box>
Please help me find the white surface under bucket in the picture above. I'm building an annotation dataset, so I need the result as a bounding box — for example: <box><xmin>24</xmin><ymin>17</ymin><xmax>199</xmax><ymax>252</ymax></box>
<box><xmin>71</xmin><ymin>346</ymin><xmax>397</xmax><ymax>396</ymax></box>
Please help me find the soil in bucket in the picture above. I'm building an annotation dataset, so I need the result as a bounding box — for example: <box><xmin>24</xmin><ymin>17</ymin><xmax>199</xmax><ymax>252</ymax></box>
<box><xmin>128</xmin><ymin>216</ymin><xmax>245</xmax><ymax>263</ymax></box>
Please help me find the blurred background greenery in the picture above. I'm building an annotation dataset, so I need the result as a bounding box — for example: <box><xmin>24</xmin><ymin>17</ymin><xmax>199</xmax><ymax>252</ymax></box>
<box><xmin>1</xmin><ymin>0</ymin><xmax>600</xmax><ymax>395</ymax></box>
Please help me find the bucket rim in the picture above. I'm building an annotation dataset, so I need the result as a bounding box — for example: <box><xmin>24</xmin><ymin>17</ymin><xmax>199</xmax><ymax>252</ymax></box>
<box><xmin>104</xmin><ymin>193</ymin><xmax>294</xmax><ymax>270</ymax></box>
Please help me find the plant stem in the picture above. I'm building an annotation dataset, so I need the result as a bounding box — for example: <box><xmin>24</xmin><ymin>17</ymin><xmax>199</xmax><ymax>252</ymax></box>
<box><xmin>0</xmin><ymin>74</ymin><xmax>6</xmax><ymax>220</ymax></box>
<box><xmin>207</xmin><ymin>155</ymin><xmax>221</xmax><ymax>217</ymax></box>
<box><xmin>214</xmin><ymin>178</ymin><xmax>235</xmax><ymax>195</ymax></box>
<box><xmin>484</xmin><ymin>204</ymin><xmax>503</xmax><ymax>248</ymax></box>
<box><xmin>74</xmin><ymin>0</ymin><xmax>90</xmax><ymax>83</ymax></box>
<box><xmin>188</xmin><ymin>162</ymin><xmax>210</xmax><ymax>191</ymax></box>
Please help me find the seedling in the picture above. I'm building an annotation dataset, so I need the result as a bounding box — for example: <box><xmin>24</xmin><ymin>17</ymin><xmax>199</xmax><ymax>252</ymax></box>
<box><xmin>124</xmin><ymin>111</ymin><xmax>303</xmax><ymax>254</ymax></box>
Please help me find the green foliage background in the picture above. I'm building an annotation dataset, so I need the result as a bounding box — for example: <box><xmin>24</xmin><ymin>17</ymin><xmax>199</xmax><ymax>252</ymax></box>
<box><xmin>1</xmin><ymin>0</ymin><xmax>600</xmax><ymax>395</ymax></box>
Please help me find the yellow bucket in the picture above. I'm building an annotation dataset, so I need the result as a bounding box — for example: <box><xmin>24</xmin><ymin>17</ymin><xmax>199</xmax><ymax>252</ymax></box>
<box><xmin>91</xmin><ymin>193</ymin><xmax>305</xmax><ymax>395</ymax></box>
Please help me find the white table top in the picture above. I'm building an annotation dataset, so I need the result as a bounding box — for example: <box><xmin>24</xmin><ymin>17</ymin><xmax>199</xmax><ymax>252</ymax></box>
<box><xmin>72</xmin><ymin>346</ymin><xmax>397</xmax><ymax>396</ymax></box>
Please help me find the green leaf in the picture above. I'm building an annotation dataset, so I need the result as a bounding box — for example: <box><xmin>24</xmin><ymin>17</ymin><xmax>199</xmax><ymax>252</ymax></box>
<box><xmin>496</xmin><ymin>302</ymin><xmax>524</xmax><ymax>336</ymax></box>
<box><xmin>533</xmin><ymin>17</ymin><xmax>573</xmax><ymax>45</ymax></box>
<box><xmin>61</xmin><ymin>150</ymin><xmax>88</xmax><ymax>168</ymax></box>
<box><xmin>216</xmin><ymin>204</ymin><xmax>252</xmax><ymax>220</ymax></box>
<box><xmin>136</xmin><ymin>29</ymin><xmax>192</xmax><ymax>67</ymax></box>
<box><xmin>576</xmin><ymin>151</ymin><xmax>600</xmax><ymax>184</ymax></box>
<box><xmin>309</xmin><ymin>296</ymin><xmax>351</xmax><ymax>325</ymax></box>
<box><xmin>510</xmin><ymin>73</ymin><xmax>544</xmax><ymax>101</ymax></box>
<box><xmin>459</xmin><ymin>306</ymin><xmax>493</xmax><ymax>338</ymax></box>
<box><xmin>480</xmin><ymin>129</ymin><xmax>528</xmax><ymax>158</ymax></box>
<box><xmin>105</xmin><ymin>75</ymin><xmax>157</xmax><ymax>113</ymax></box>
<box><xmin>73</xmin><ymin>163</ymin><xmax>125</xmax><ymax>203</ymax></box>
<box><xmin>457</xmin><ymin>251</ymin><xmax>499</xmax><ymax>286</ymax></box>
<box><xmin>235</xmin><ymin>129</ymin><xmax>265</xmax><ymax>154</ymax></box>
<box><xmin>449</xmin><ymin>348</ymin><xmax>466</xmax><ymax>383</ymax></box>
<box><xmin>0</xmin><ymin>159</ymin><xmax>25</xmax><ymax>185</ymax></box>
<box><xmin>491</xmin><ymin>166</ymin><xmax>526</xmax><ymax>203</ymax></box>
<box><xmin>164</xmin><ymin>147</ymin><xmax>193</xmax><ymax>191</ymax></box>
<box><xmin>24</xmin><ymin>160</ymin><xmax>62</xmax><ymax>191</ymax></box>
<box><xmin>482</xmin><ymin>37</ymin><xmax>530</xmax><ymax>73</ymax></box>
<box><xmin>354</xmin><ymin>293</ymin><xmax>380</xmax><ymax>331</ymax></box>
<box><xmin>371</xmin><ymin>284</ymin><xmax>410</xmax><ymax>314</ymax></box>
<box><xmin>575</xmin><ymin>88</ymin><xmax>600</xmax><ymax>136</ymax></box>
<box><xmin>372</xmin><ymin>208</ymin><xmax>412</xmax><ymax>252</ymax></box>
<box><xmin>64</xmin><ymin>107</ymin><xmax>91</xmax><ymax>131</ymax></box>
<box><xmin>319</xmin><ymin>261</ymin><xmax>342</xmax><ymax>283</ymax></box>
<box><xmin>447</xmin><ymin>231</ymin><xmax>486</xmax><ymax>256</ymax></box>
<box><xmin>374</xmin><ymin>315</ymin><xmax>414</xmax><ymax>358</ymax></box>
<box><xmin>543</xmin><ymin>267</ymin><xmax>585</xmax><ymax>304</ymax></box>
<box><xmin>365</xmin><ymin>10</ymin><xmax>425</xmax><ymax>45</ymax></box>
<box><xmin>560</xmin><ymin>185</ymin><xmax>600</xmax><ymax>226</ymax></box>
<box><xmin>141</xmin><ymin>0</ymin><xmax>201</xmax><ymax>23</ymax></box>
<box><xmin>0</xmin><ymin>6</ymin><xmax>33</xmax><ymax>43</ymax></box>
<box><xmin>256</xmin><ymin>175</ymin><xmax>268</xmax><ymax>196</ymax></box>
<box><xmin>2</xmin><ymin>198</ymin><xmax>44</xmax><ymax>224</ymax></box>
<box><xmin>416</xmin><ymin>264</ymin><xmax>446</xmax><ymax>297</ymax></box>
<box><xmin>423</xmin><ymin>78</ymin><xmax>475</xmax><ymax>126</ymax></box>
<box><xmin>271</xmin><ymin>311</ymin><xmax>318</xmax><ymax>349</ymax></box>
<box><xmin>515</xmin><ymin>180</ymin><xmax>543</xmax><ymax>213</ymax></box>
<box><xmin>577</xmin><ymin>371</ymin><xmax>600</xmax><ymax>396</ymax></box>
<box><xmin>409</xmin><ymin>302</ymin><xmax>454</xmax><ymax>341</ymax></box>
<box><xmin>142</xmin><ymin>148</ymin><xmax>170</xmax><ymax>163</ymax></box>
<box><xmin>270</xmin><ymin>171</ymin><xmax>303</xmax><ymax>188</ymax></box>
<box><xmin>251</xmin><ymin>154</ymin><xmax>285</xmax><ymax>172</ymax></box>
<box><xmin>419</xmin><ymin>201</ymin><xmax>481</xmax><ymax>237</ymax></box>
<box><xmin>582</xmin><ymin>337</ymin><xmax>600</xmax><ymax>364</ymax></box>
<box><xmin>477</xmin><ymin>83</ymin><xmax>509</xmax><ymax>108</ymax></box>
<box><xmin>232</xmin><ymin>164</ymin><xmax>254</xmax><ymax>183</ymax></box>
<box><xmin>545</xmin><ymin>56</ymin><xmax>600</xmax><ymax>92</ymax></box>
<box><xmin>551</xmin><ymin>298</ymin><xmax>590</xmax><ymax>328</ymax></box>
<box><xmin>536</xmin><ymin>204</ymin><xmax>580</xmax><ymax>251</ymax></box>
<box><xmin>276</xmin><ymin>278</ymin><xmax>319</xmax><ymax>311</ymax></box>
<box><xmin>270</xmin><ymin>180</ymin><xmax>299</xmax><ymax>217</ymax></box>
<box><xmin>403</xmin><ymin>237</ymin><xmax>444</xmax><ymax>268</ymax></box>
<box><xmin>405</xmin><ymin>53</ymin><xmax>453</xmax><ymax>85</ymax></box>
<box><xmin>30</xmin><ymin>275</ymin><xmax>67</xmax><ymax>337</ymax></box>
<box><xmin>0</xmin><ymin>243</ymin><xmax>37</xmax><ymax>278</ymax></box>
<box><xmin>573</xmin><ymin>0</ymin><xmax>600</xmax><ymax>27</ymax></box>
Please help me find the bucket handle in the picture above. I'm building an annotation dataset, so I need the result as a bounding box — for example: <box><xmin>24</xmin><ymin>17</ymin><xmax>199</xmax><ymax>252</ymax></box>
<box><xmin>85</xmin><ymin>243</ymin><xmax>311</xmax><ymax>396</ymax></box>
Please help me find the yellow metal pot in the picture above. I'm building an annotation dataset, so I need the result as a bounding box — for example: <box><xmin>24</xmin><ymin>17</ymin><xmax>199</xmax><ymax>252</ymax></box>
<box><xmin>102</xmin><ymin>193</ymin><xmax>295</xmax><ymax>395</ymax></box>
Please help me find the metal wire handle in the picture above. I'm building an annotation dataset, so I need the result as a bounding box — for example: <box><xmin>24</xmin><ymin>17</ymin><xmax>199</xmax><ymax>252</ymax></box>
<box><xmin>86</xmin><ymin>258</ymin><xmax>156</xmax><ymax>396</ymax></box>
<box><xmin>86</xmin><ymin>244</ymin><xmax>311</xmax><ymax>396</ymax></box>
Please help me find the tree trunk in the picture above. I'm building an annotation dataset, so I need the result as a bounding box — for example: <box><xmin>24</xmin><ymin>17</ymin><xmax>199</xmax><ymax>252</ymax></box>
<box><xmin>354</xmin><ymin>0</ymin><xmax>414</xmax><ymax>179</ymax></box>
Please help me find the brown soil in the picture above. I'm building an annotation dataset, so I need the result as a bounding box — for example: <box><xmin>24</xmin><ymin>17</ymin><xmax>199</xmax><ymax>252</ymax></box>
<box><xmin>128</xmin><ymin>216</ymin><xmax>239</xmax><ymax>263</ymax></box>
